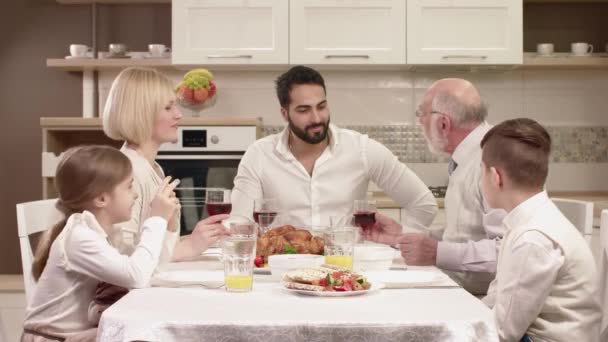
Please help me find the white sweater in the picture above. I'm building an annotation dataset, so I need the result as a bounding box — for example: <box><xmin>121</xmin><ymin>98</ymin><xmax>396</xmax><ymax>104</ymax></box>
<box><xmin>113</xmin><ymin>144</ymin><xmax>179</xmax><ymax>263</ymax></box>
<box><xmin>485</xmin><ymin>191</ymin><xmax>601</xmax><ymax>342</ymax></box>
<box><xmin>23</xmin><ymin>211</ymin><xmax>167</xmax><ymax>338</ymax></box>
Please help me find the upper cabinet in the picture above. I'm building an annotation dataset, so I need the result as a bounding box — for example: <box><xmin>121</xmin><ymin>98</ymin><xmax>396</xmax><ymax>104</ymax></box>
<box><xmin>172</xmin><ymin>0</ymin><xmax>288</xmax><ymax>64</ymax></box>
<box><xmin>407</xmin><ymin>0</ymin><xmax>523</xmax><ymax>65</ymax></box>
<box><xmin>289</xmin><ymin>0</ymin><xmax>406</xmax><ymax>64</ymax></box>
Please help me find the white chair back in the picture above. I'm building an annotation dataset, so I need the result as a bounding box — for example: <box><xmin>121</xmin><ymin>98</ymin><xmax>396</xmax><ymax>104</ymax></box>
<box><xmin>551</xmin><ymin>198</ymin><xmax>594</xmax><ymax>244</ymax></box>
<box><xmin>599</xmin><ymin>210</ymin><xmax>608</xmax><ymax>339</ymax></box>
<box><xmin>16</xmin><ymin>199</ymin><xmax>62</xmax><ymax>305</ymax></box>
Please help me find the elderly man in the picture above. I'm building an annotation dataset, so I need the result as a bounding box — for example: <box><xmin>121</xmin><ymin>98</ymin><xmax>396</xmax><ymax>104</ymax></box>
<box><xmin>230</xmin><ymin>65</ymin><xmax>437</xmax><ymax>230</ymax></box>
<box><xmin>367</xmin><ymin>78</ymin><xmax>505</xmax><ymax>295</ymax></box>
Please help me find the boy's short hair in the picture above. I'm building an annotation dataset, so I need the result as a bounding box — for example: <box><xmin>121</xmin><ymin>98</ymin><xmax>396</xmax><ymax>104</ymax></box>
<box><xmin>481</xmin><ymin>118</ymin><xmax>551</xmax><ymax>190</ymax></box>
<box><xmin>275</xmin><ymin>66</ymin><xmax>326</xmax><ymax>109</ymax></box>
<box><xmin>103</xmin><ymin>67</ymin><xmax>175</xmax><ymax>145</ymax></box>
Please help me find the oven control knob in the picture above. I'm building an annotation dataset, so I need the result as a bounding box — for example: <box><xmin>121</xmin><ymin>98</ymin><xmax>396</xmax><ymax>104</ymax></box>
<box><xmin>210</xmin><ymin>135</ymin><xmax>220</xmax><ymax>144</ymax></box>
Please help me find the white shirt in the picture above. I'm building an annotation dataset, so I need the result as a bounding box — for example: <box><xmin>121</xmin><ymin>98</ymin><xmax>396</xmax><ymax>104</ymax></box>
<box><xmin>484</xmin><ymin>191</ymin><xmax>601</xmax><ymax>342</ymax></box>
<box><xmin>231</xmin><ymin>124</ymin><xmax>437</xmax><ymax>228</ymax></box>
<box><xmin>436</xmin><ymin>121</ymin><xmax>506</xmax><ymax>294</ymax></box>
<box><xmin>24</xmin><ymin>211</ymin><xmax>167</xmax><ymax>338</ymax></box>
<box><xmin>114</xmin><ymin>145</ymin><xmax>179</xmax><ymax>263</ymax></box>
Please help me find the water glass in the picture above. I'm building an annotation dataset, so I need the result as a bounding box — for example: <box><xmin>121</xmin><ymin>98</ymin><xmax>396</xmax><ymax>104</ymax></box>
<box><xmin>222</xmin><ymin>222</ymin><xmax>257</xmax><ymax>292</ymax></box>
<box><xmin>324</xmin><ymin>227</ymin><xmax>357</xmax><ymax>270</ymax></box>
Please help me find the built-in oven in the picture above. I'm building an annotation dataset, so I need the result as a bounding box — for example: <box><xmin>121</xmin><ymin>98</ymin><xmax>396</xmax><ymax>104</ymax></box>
<box><xmin>156</xmin><ymin>126</ymin><xmax>257</xmax><ymax>235</ymax></box>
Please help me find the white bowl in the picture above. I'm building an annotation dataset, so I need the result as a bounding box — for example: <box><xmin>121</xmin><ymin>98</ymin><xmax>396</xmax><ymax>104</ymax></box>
<box><xmin>354</xmin><ymin>246</ymin><xmax>396</xmax><ymax>272</ymax></box>
<box><xmin>267</xmin><ymin>254</ymin><xmax>324</xmax><ymax>281</ymax></box>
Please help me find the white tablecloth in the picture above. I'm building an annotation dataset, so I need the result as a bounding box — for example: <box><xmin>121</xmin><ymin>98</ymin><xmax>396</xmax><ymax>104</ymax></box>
<box><xmin>97</xmin><ymin>261</ymin><xmax>498</xmax><ymax>342</ymax></box>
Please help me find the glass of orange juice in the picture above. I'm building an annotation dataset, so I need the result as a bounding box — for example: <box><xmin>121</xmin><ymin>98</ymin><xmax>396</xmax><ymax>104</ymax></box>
<box><xmin>222</xmin><ymin>221</ymin><xmax>257</xmax><ymax>292</ymax></box>
<box><xmin>324</xmin><ymin>227</ymin><xmax>356</xmax><ymax>270</ymax></box>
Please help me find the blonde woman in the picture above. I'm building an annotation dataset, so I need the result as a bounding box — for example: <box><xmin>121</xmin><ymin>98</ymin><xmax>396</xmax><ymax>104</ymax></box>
<box><xmin>102</xmin><ymin>67</ymin><xmax>229</xmax><ymax>263</ymax></box>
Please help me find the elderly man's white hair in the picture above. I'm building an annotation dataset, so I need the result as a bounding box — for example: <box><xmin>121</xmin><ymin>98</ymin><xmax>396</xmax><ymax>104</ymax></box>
<box><xmin>430</xmin><ymin>79</ymin><xmax>487</xmax><ymax>126</ymax></box>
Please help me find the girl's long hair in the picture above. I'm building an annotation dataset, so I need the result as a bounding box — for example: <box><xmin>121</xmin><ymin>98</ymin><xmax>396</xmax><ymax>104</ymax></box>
<box><xmin>32</xmin><ymin>145</ymin><xmax>132</xmax><ymax>280</ymax></box>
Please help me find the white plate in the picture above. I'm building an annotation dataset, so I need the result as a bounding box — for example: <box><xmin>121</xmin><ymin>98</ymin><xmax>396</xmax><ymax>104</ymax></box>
<box><xmin>364</xmin><ymin>270</ymin><xmax>448</xmax><ymax>288</ymax></box>
<box><xmin>282</xmin><ymin>283</ymin><xmax>384</xmax><ymax>297</ymax></box>
<box><xmin>151</xmin><ymin>270</ymin><xmax>224</xmax><ymax>287</ymax></box>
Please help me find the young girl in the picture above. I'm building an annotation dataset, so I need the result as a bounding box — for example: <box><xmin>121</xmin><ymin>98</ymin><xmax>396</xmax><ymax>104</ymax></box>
<box><xmin>22</xmin><ymin>145</ymin><xmax>180</xmax><ymax>341</ymax></box>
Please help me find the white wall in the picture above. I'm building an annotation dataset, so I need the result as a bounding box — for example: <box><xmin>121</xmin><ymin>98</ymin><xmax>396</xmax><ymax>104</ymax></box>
<box><xmin>98</xmin><ymin>68</ymin><xmax>608</xmax><ymax>190</ymax></box>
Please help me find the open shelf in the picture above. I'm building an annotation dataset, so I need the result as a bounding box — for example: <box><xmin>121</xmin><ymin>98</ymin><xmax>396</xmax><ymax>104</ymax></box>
<box><xmin>57</xmin><ymin>0</ymin><xmax>169</xmax><ymax>4</ymax></box>
<box><xmin>47</xmin><ymin>53</ymin><xmax>608</xmax><ymax>72</ymax></box>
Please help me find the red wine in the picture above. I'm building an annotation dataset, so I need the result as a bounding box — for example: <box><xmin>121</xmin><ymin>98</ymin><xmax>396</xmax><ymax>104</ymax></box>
<box><xmin>354</xmin><ymin>211</ymin><xmax>376</xmax><ymax>230</ymax></box>
<box><xmin>253</xmin><ymin>211</ymin><xmax>277</xmax><ymax>224</ymax></box>
<box><xmin>206</xmin><ymin>202</ymin><xmax>232</xmax><ymax>216</ymax></box>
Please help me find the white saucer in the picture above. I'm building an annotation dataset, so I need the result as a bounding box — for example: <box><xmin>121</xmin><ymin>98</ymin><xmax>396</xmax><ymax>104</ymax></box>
<box><xmin>65</xmin><ymin>56</ymin><xmax>93</xmax><ymax>59</ymax></box>
<box><xmin>535</xmin><ymin>54</ymin><xmax>557</xmax><ymax>58</ymax></box>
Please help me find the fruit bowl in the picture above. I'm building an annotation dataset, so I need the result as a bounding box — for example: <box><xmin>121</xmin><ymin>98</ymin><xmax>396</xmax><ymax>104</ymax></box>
<box><xmin>175</xmin><ymin>68</ymin><xmax>217</xmax><ymax>116</ymax></box>
<box><xmin>176</xmin><ymin>91</ymin><xmax>217</xmax><ymax>113</ymax></box>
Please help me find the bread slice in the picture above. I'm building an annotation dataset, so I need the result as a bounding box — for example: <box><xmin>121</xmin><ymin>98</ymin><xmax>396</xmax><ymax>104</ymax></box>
<box><xmin>282</xmin><ymin>268</ymin><xmax>327</xmax><ymax>284</ymax></box>
<box><xmin>283</xmin><ymin>281</ymin><xmax>325</xmax><ymax>292</ymax></box>
<box><xmin>318</xmin><ymin>264</ymin><xmax>353</xmax><ymax>275</ymax></box>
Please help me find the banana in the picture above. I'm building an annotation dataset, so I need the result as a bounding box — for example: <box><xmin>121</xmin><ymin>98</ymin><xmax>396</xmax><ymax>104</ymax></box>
<box><xmin>183</xmin><ymin>68</ymin><xmax>214</xmax><ymax>81</ymax></box>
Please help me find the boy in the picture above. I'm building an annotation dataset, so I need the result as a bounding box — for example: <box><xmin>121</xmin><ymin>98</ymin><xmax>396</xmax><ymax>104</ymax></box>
<box><xmin>479</xmin><ymin>118</ymin><xmax>601</xmax><ymax>342</ymax></box>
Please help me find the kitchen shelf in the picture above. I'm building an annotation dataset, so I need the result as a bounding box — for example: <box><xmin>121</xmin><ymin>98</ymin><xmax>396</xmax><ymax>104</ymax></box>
<box><xmin>55</xmin><ymin>0</ymin><xmax>608</xmax><ymax>3</ymax></box>
<box><xmin>521</xmin><ymin>52</ymin><xmax>608</xmax><ymax>69</ymax></box>
<box><xmin>56</xmin><ymin>0</ymin><xmax>169</xmax><ymax>4</ymax></box>
<box><xmin>47</xmin><ymin>54</ymin><xmax>608</xmax><ymax>71</ymax></box>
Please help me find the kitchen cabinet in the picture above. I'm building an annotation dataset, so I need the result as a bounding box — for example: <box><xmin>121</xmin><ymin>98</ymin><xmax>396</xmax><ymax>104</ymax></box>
<box><xmin>407</xmin><ymin>0</ymin><xmax>523</xmax><ymax>65</ymax></box>
<box><xmin>289</xmin><ymin>0</ymin><xmax>406</xmax><ymax>64</ymax></box>
<box><xmin>172</xmin><ymin>0</ymin><xmax>288</xmax><ymax>64</ymax></box>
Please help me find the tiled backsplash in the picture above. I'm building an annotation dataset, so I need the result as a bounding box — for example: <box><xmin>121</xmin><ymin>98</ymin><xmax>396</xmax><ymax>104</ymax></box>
<box><xmin>263</xmin><ymin>125</ymin><xmax>608</xmax><ymax>164</ymax></box>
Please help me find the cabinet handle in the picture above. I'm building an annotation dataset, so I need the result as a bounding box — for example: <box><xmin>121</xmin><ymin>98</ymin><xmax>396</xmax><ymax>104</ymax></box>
<box><xmin>207</xmin><ymin>55</ymin><xmax>253</xmax><ymax>59</ymax></box>
<box><xmin>441</xmin><ymin>55</ymin><xmax>488</xmax><ymax>60</ymax></box>
<box><xmin>324</xmin><ymin>55</ymin><xmax>370</xmax><ymax>59</ymax></box>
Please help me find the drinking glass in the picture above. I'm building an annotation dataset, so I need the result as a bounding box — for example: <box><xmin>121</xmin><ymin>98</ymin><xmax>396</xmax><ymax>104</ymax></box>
<box><xmin>206</xmin><ymin>188</ymin><xmax>232</xmax><ymax>216</ymax></box>
<box><xmin>324</xmin><ymin>227</ymin><xmax>356</xmax><ymax>270</ymax></box>
<box><xmin>253</xmin><ymin>198</ymin><xmax>279</xmax><ymax>224</ymax></box>
<box><xmin>222</xmin><ymin>221</ymin><xmax>257</xmax><ymax>292</ymax></box>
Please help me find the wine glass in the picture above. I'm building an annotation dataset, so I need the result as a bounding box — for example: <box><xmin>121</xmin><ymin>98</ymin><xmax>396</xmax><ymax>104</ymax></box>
<box><xmin>205</xmin><ymin>188</ymin><xmax>232</xmax><ymax>216</ymax></box>
<box><xmin>253</xmin><ymin>198</ymin><xmax>279</xmax><ymax>224</ymax></box>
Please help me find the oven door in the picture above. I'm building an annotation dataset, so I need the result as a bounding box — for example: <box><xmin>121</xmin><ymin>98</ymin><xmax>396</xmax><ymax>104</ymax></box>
<box><xmin>156</xmin><ymin>154</ymin><xmax>241</xmax><ymax>235</ymax></box>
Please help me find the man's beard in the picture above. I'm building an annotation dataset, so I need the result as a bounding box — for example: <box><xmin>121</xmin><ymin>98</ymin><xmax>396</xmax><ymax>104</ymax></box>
<box><xmin>288</xmin><ymin>116</ymin><xmax>330</xmax><ymax>145</ymax></box>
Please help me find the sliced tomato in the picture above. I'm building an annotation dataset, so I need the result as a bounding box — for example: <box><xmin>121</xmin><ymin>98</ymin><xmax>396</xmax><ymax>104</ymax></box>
<box><xmin>333</xmin><ymin>286</ymin><xmax>346</xmax><ymax>292</ymax></box>
<box><xmin>319</xmin><ymin>277</ymin><xmax>328</xmax><ymax>286</ymax></box>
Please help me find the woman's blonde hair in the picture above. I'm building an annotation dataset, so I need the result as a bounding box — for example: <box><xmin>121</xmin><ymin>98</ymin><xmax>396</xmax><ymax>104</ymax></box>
<box><xmin>102</xmin><ymin>67</ymin><xmax>175</xmax><ymax>145</ymax></box>
<box><xmin>32</xmin><ymin>145</ymin><xmax>132</xmax><ymax>280</ymax></box>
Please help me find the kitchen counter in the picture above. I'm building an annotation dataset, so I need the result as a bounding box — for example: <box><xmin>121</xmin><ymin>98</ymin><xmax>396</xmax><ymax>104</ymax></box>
<box><xmin>41</xmin><ymin>116</ymin><xmax>262</xmax><ymax>127</ymax></box>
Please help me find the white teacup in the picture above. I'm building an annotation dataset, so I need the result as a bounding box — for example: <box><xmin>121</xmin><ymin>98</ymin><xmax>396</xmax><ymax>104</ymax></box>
<box><xmin>69</xmin><ymin>44</ymin><xmax>91</xmax><ymax>58</ymax></box>
<box><xmin>536</xmin><ymin>43</ymin><xmax>554</xmax><ymax>56</ymax></box>
<box><xmin>109</xmin><ymin>43</ymin><xmax>127</xmax><ymax>56</ymax></box>
<box><xmin>148</xmin><ymin>44</ymin><xmax>171</xmax><ymax>57</ymax></box>
<box><xmin>571</xmin><ymin>42</ymin><xmax>593</xmax><ymax>56</ymax></box>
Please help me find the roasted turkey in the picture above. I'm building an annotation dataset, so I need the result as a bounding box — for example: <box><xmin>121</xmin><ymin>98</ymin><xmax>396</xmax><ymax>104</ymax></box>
<box><xmin>256</xmin><ymin>225</ymin><xmax>324</xmax><ymax>262</ymax></box>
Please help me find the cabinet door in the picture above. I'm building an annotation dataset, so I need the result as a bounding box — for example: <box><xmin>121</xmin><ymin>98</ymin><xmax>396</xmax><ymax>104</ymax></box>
<box><xmin>407</xmin><ymin>0</ymin><xmax>522</xmax><ymax>64</ymax></box>
<box><xmin>290</xmin><ymin>0</ymin><xmax>406</xmax><ymax>64</ymax></box>
<box><xmin>172</xmin><ymin>0</ymin><xmax>288</xmax><ymax>64</ymax></box>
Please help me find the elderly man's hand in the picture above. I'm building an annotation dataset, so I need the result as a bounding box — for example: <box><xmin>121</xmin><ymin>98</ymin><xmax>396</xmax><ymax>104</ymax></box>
<box><xmin>362</xmin><ymin>213</ymin><xmax>403</xmax><ymax>246</ymax></box>
<box><xmin>397</xmin><ymin>233</ymin><xmax>438</xmax><ymax>266</ymax></box>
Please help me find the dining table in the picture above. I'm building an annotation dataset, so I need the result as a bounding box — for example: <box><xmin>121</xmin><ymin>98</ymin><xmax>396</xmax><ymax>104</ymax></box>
<box><xmin>96</xmin><ymin>251</ymin><xmax>499</xmax><ymax>342</ymax></box>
